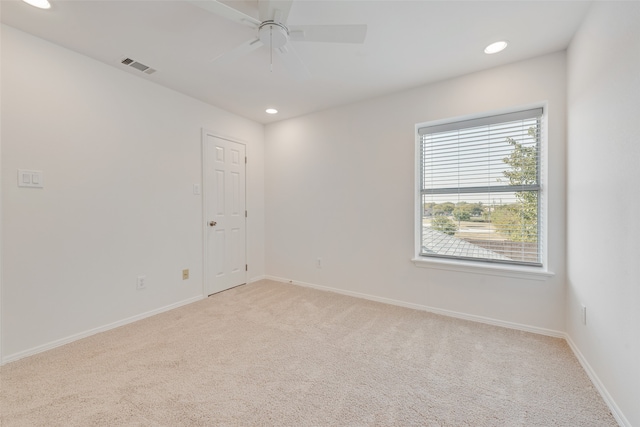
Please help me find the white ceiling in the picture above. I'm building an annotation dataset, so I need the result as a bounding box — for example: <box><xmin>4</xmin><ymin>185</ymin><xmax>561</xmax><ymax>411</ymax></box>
<box><xmin>1</xmin><ymin>0</ymin><xmax>592</xmax><ymax>124</ymax></box>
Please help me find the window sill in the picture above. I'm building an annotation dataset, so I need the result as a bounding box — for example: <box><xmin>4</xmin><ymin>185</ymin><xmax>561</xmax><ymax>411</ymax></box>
<box><xmin>411</xmin><ymin>256</ymin><xmax>555</xmax><ymax>281</ymax></box>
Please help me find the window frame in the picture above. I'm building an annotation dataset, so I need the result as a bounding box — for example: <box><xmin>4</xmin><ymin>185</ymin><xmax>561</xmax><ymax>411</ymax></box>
<box><xmin>413</xmin><ymin>105</ymin><xmax>553</xmax><ymax>280</ymax></box>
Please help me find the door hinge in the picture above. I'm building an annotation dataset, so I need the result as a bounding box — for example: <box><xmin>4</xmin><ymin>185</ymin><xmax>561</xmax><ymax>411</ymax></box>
<box><xmin>245</xmin><ymin>156</ymin><xmax>247</xmax><ymax>164</ymax></box>
<box><xmin>245</xmin><ymin>210</ymin><xmax>247</xmax><ymax>218</ymax></box>
<box><xmin>245</xmin><ymin>264</ymin><xmax>248</xmax><ymax>271</ymax></box>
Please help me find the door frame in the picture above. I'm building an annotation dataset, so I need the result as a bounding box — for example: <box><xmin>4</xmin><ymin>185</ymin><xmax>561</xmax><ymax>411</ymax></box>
<box><xmin>201</xmin><ymin>129</ymin><xmax>248</xmax><ymax>297</ymax></box>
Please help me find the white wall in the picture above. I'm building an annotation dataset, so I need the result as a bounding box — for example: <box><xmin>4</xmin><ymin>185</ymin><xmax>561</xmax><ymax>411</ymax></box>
<box><xmin>0</xmin><ymin>25</ymin><xmax>265</xmax><ymax>361</ymax></box>
<box><xmin>0</xmin><ymin>20</ymin><xmax>4</xmax><ymax>363</ymax></box>
<box><xmin>3</xmin><ymin>6</ymin><xmax>637</xmax><ymax>422</ymax></box>
<box><xmin>566</xmin><ymin>2</ymin><xmax>640</xmax><ymax>426</ymax></box>
<box><xmin>265</xmin><ymin>52</ymin><xmax>567</xmax><ymax>333</ymax></box>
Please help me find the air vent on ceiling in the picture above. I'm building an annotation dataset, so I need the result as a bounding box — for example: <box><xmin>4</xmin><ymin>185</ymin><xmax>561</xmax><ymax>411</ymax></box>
<box><xmin>120</xmin><ymin>57</ymin><xmax>157</xmax><ymax>75</ymax></box>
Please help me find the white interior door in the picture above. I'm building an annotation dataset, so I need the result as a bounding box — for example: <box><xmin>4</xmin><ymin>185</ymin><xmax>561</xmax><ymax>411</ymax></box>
<box><xmin>204</xmin><ymin>133</ymin><xmax>247</xmax><ymax>295</ymax></box>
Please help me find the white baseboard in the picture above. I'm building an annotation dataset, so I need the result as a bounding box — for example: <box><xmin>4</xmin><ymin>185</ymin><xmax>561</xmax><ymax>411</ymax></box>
<box><xmin>265</xmin><ymin>275</ymin><xmax>564</xmax><ymax>338</ymax></box>
<box><xmin>247</xmin><ymin>275</ymin><xmax>267</xmax><ymax>284</ymax></box>
<box><xmin>565</xmin><ymin>335</ymin><xmax>630</xmax><ymax>427</ymax></box>
<box><xmin>3</xmin><ymin>277</ymin><xmax>267</xmax><ymax>365</ymax></box>
<box><xmin>2</xmin><ymin>295</ymin><xmax>204</xmax><ymax>365</ymax></box>
<box><xmin>3</xmin><ymin>276</ymin><xmax>629</xmax><ymax>425</ymax></box>
<box><xmin>266</xmin><ymin>275</ymin><xmax>629</xmax><ymax>426</ymax></box>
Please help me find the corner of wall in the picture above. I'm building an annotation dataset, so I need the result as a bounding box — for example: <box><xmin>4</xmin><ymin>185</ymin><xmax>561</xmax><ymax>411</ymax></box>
<box><xmin>565</xmin><ymin>2</ymin><xmax>640</xmax><ymax>425</ymax></box>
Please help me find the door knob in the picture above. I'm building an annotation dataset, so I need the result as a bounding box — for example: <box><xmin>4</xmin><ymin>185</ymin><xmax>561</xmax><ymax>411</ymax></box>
<box><xmin>209</xmin><ymin>221</ymin><xmax>217</xmax><ymax>227</ymax></box>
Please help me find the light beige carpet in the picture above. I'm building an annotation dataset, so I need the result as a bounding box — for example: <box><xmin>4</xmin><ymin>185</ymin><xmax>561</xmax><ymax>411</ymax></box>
<box><xmin>1</xmin><ymin>280</ymin><xmax>617</xmax><ymax>426</ymax></box>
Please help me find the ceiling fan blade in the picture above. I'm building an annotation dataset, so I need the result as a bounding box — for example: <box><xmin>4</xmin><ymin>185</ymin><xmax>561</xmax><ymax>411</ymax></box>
<box><xmin>288</xmin><ymin>24</ymin><xmax>368</xmax><ymax>44</ymax></box>
<box><xmin>276</xmin><ymin>44</ymin><xmax>310</xmax><ymax>81</ymax></box>
<box><xmin>187</xmin><ymin>0</ymin><xmax>260</xmax><ymax>28</ymax></box>
<box><xmin>259</xmin><ymin>0</ymin><xmax>293</xmax><ymax>24</ymax></box>
<box><xmin>211</xmin><ymin>38</ymin><xmax>264</xmax><ymax>65</ymax></box>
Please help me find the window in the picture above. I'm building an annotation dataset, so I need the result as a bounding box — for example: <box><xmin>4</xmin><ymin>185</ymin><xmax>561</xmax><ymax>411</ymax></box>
<box><xmin>417</xmin><ymin>108</ymin><xmax>544</xmax><ymax>267</ymax></box>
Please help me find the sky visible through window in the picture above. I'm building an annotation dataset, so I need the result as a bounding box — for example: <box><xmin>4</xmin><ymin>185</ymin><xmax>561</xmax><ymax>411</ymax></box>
<box><xmin>420</xmin><ymin>117</ymin><xmax>540</xmax><ymax>264</ymax></box>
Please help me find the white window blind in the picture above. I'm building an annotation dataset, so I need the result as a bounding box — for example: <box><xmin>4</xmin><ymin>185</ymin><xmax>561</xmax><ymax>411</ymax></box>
<box><xmin>418</xmin><ymin>108</ymin><xmax>543</xmax><ymax>266</ymax></box>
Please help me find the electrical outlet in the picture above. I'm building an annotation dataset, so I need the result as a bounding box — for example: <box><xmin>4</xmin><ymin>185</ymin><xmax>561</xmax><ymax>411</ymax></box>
<box><xmin>136</xmin><ymin>275</ymin><xmax>146</xmax><ymax>290</ymax></box>
<box><xmin>316</xmin><ymin>258</ymin><xmax>322</xmax><ymax>268</ymax></box>
<box><xmin>182</xmin><ymin>269</ymin><xmax>189</xmax><ymax>280</ymax></box>
<box><xmin>581</xmin><ymin>304</ymin><xmax>587</xmax><ymax>325</ymax></box>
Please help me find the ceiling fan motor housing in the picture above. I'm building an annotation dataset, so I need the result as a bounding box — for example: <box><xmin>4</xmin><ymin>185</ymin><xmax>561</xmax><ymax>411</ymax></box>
<box><xmin>259</xmin><ymin>21</ymin><xmax>289</xmax><ymax>49</ymax></box>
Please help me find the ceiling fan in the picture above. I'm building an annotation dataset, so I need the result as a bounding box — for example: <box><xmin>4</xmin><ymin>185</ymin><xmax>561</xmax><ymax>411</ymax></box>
<box><xmin>188</xmin><ymin>0</ymin><xmax>368</xmax><ymax>79</ymax></box>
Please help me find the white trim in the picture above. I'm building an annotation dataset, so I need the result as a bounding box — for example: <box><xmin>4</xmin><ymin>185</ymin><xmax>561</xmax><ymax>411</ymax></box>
<box><xmin>265</xmin><ymin>275</ymin><xmax>563</xmax><ymax>338</ymax></box>
<box><xmin>411</xmin><ymin>257</ymin><xmax>554</xmax><ymax>281</ymax></box>
<box><xmin>201</xmin><ymin>129</ymin><xmax>248</xmax><ymax>297</ymax></box>
<box><xmin>418</xmin><ymin>108</ymin><xmax>544</xmax><ymax>135</ymax></box>
<box><xmin>248</xmin><ymin>275</ymin><xmax>267</xmax><ymax>284</ymax></box>
<box><xmin>1</xmin><ymin>295</ymin><xmax>203</xmax><ymax>365</ymax></box>
<box><xmin>3</xmin><ymin>274</ymin><xmax>628</xmax><ymax>425</ymax></box>
<box><xmin>414</xmin><ymin>102</ymin><xmax>550</xmax><ymax>271</ymax></box>
<box><xmin>201</xmin><ymin>130</ymin><xmax>207</xmax><ymax>298</ymax></box>
<box><xmin>565</xmin><ymin>335</ymin><xmax>631</xmax><ymax>427</ymax></box>
<box><xmin>539</xmin><ymin>105</ymin><xmax>550</xmax><ymax>269</ymax></box>
<box><xmin>267</xmin><ymin>275</ymin><xmax>631</xmax><ymax>424</ymax></box>
<box><xmin>266</xmin><ymin>275</ymin><xmax>631</xmax><ymax>424</ymax></box>
<box><xmin>0</xmin><ymin>117</ymin><xmax>3</xmax><ymax>363</ymax></box>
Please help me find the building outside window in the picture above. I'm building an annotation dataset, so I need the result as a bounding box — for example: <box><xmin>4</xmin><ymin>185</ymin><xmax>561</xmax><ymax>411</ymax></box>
<box><xmin>417</xmin><ymin>108</ymin><xmax>544</xmax><ymax>267</ymax></box>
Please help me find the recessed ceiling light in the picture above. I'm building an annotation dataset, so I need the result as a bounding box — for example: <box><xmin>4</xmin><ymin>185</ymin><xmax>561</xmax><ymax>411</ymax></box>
<box><xmin>265</xmin><ymin>108</ymin><xmax>278</xmax><ymax>114</ymax></box>
<box><xmin>21</xmin><ymin>0</ymin><xmax>51</xmax><ymax>9</ymax></box>
<box><xmin>484</xmin><ymin>41</ymin><xmax>508</xmax><ymax>54</ymax></box>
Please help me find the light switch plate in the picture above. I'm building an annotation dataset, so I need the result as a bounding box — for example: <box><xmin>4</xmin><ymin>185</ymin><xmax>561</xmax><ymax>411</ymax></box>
<box><xmin>18</xmin><ymin>169</ymin><xmax>44</xmax><ymax>188</ymax></box>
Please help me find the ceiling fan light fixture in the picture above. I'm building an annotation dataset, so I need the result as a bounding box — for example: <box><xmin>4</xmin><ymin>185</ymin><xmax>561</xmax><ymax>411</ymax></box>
<box><xmin>21</xmin><ymin>0</ymin><xmax>51</xmax><ymax>9</ymax></box>
<box><xmin>484</xmin><ymin>41</ymin><xmax>508</xmax><ymax>54</ymax></box>
<box><xmin>259</xmin><ymin>21</ymin><xmax>289</xmax><ymax>49</ymax></box>
<box><xmin>266</xmin><ymin>108</ymin><xmax>278</xmax><ymax>114</ymax></box>
<box><xmin>193</xmin><ymin>0</ymin><xmax>367</xmax><ymax>79</ymax></box>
